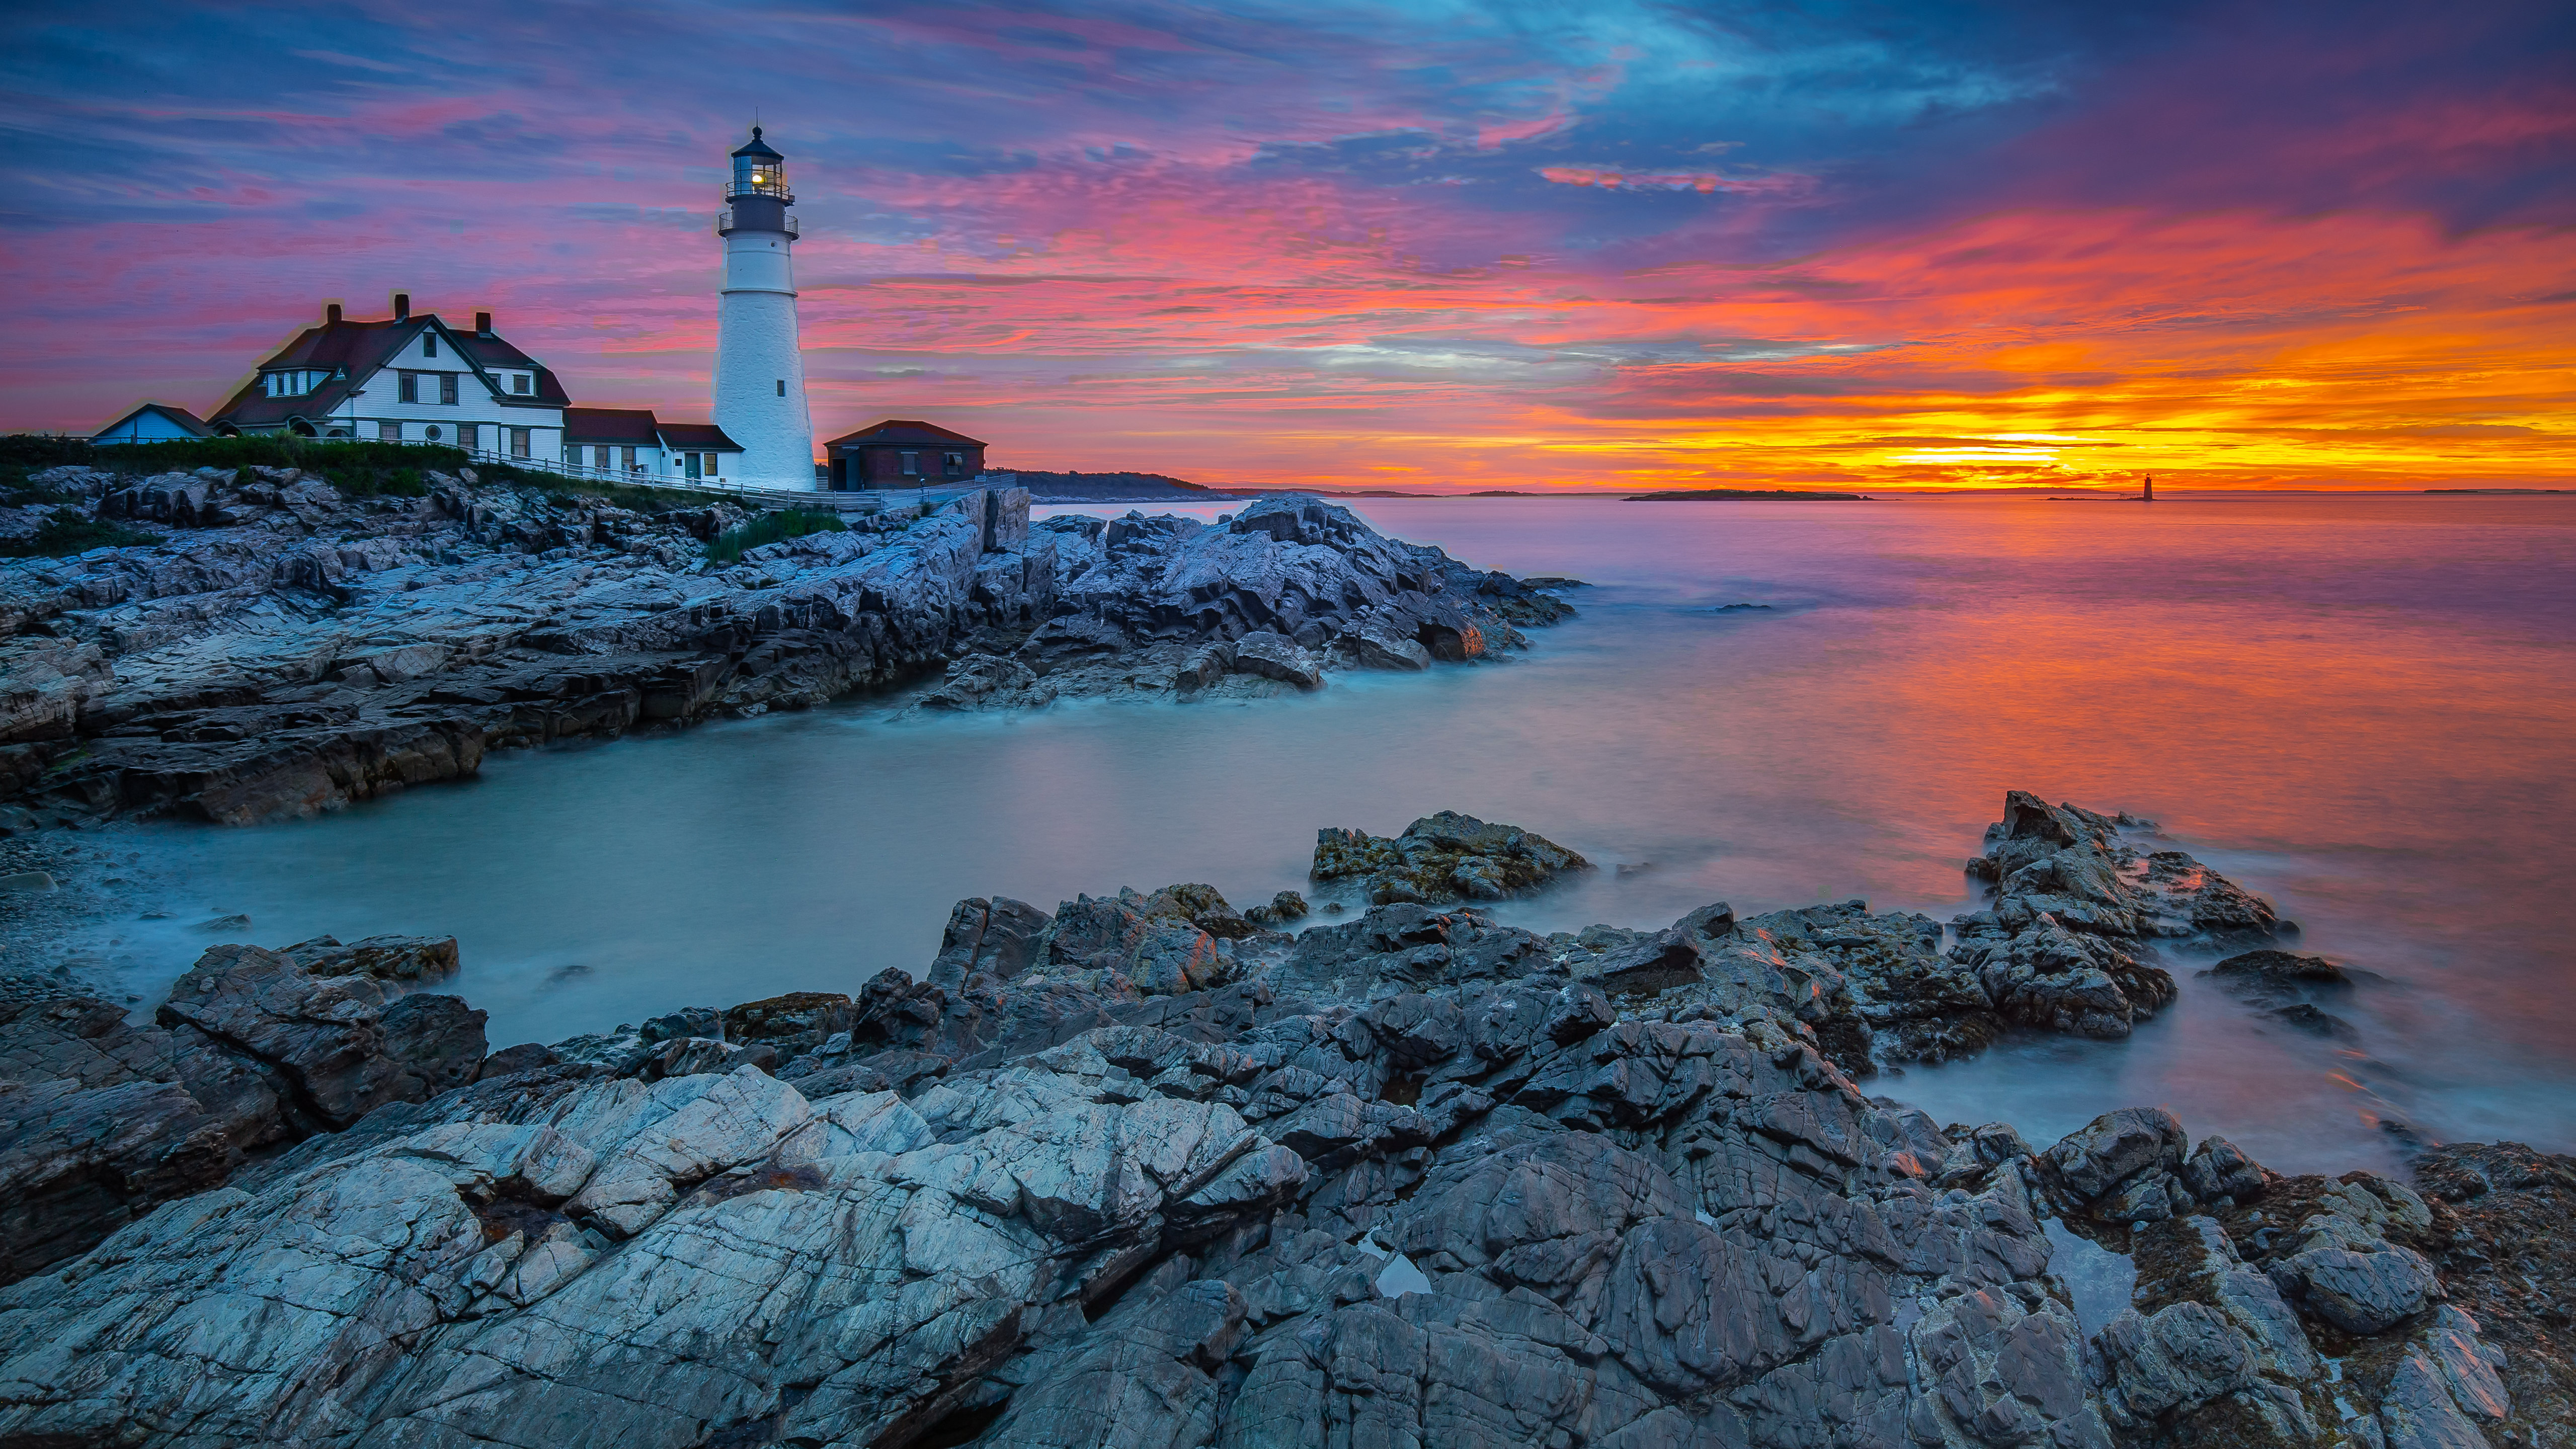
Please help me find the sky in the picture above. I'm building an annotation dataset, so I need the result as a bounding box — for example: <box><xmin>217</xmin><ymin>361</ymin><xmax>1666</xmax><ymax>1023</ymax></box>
<box><xmin>2</xmin><ymin>0</ymin><xmax>2570</xmax><ymax>492</ymax></box>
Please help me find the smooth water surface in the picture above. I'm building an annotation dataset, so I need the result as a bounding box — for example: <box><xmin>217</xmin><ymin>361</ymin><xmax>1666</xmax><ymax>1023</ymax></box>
<box><xmin>59</xmin><ymin>494</ymin><xmax>2576</xmax><ymax>1173</ymax></box>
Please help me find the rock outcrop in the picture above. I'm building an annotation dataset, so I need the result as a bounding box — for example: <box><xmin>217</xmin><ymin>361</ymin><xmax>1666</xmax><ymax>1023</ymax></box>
<box><xmin>0</xmin><ymin>937</ymin><xmax>481</xmax><ymax>1283</ymax></box>
<box><xmin>4</xmin><ymin>799</ymin><xmax>2546</xmax><ymax>1447</ymax></box>
<box><xmin>2</xmin><ymin>472</ymin><xmax>1569</xmax><ymax>829</ymax></box>
<box><xmin>2409</xmin><ymin>1141</ymin><xmax>2576</xmax><ymax>1442</ymax></box>
<box><xmin>2201</xmin><ymin>948</ymin><xmax>2370</xmax><ymax>1039</ymax></box>
<box><xmin>1485</xmin><ymin>792</ymin><xmax>2303</xmax><ymax>1082</ymax></box>
<box><xmin>1312</xmin><ymin>810</ymin><xmax>1591</xmax><ymax>906</ymax></box>
<box><xmin>3</xmin><ymin>944</ymin><xmax>2105</xmax><ymax>1448</ymax></box>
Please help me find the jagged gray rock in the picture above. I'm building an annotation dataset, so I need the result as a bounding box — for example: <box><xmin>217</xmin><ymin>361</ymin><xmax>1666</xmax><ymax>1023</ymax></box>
<box><xmin>1228</xmin><ymin>629</ymin><xmax>1321</xmax><ymax>688</ymax></box>
<box><xmin>1</xmin><ymin>804</ymin><xmax>2525</xmax><ymax>1447</ymax></box>
<box><xmin>1311</xmin><ymin>810</ymin><xmax>1591</xmax><ymax>906</ymax></box>
<box><xmin>1555</xmin><ymin>792</ymin><xmax>2301</xmax><ymax>1080</ymax></box>
<box><xmin>3</xmin><ymin>479</ymin><xmax>1566</xmax><ymax>828</ymax></box>
<box><xmin>914</xmin><ymin>652</ymin><xmax>1059</xmax><ymax>711</ymax></box>
<box><xmin>0</xmin><ymin>932</ymin><xmax>489</xmax><ymax>1283</ymax></box>
<box><xmin>2093</xmin><ymin>1216</ymin><xmax>2324</xmax><ymax>1440</ymax></box>
<box><xmin>156</xmin><ymin>942</ymin><xmax>486</xmax><ymax>1129</ymax></box>
<box><xmin>276</xmin><ymin>932</ymin><xmax>461</xmax><ymax>981</ymax></box>
<box><xmin>2273</xmin><ymin>1223</ymin><xmax>2445</xmax><ymax>1334</ymax></box>
<box><xmin>1</xmin><ymin>988</ymin><xmax>296</xmax><ymax>1281</ymax></box>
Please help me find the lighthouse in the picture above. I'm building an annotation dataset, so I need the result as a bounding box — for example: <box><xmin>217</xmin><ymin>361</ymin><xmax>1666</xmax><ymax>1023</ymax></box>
<box><xmin>712</xmin><ymin>127</ymin><xmax>816</xmax><ymax>489</ymax></box>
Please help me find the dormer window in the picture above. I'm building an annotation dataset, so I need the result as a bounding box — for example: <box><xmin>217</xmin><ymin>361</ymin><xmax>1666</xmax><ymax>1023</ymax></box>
<box><xmin>261</xmin><ymin>368</ymin><xmax>332</xmax><ymax>397</ymax></box>
<box><xmin>512</xmin><ymin>373</ymin><xmax>531</xmax><ymax>395</ymax></box>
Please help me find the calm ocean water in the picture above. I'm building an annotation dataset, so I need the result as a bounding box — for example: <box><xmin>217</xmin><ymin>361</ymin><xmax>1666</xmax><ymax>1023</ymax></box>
<box><xmin>61</xmin><ymin>494</ymin><xmax>2576</xmax><ymax>1173</ymax></box>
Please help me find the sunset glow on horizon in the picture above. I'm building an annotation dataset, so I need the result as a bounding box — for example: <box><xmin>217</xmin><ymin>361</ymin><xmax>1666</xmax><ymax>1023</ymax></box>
<box><xmin>4</xmin><ymin>0</ymin><xmax>2570</xmax><ymax>491</ymax></box>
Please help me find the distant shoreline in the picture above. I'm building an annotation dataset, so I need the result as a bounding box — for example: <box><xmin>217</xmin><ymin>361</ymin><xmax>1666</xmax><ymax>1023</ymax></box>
<box><xmin>1625</xmin><ymin>488</ymin><xmax>1872</xmax><ymax>501</ymax></box>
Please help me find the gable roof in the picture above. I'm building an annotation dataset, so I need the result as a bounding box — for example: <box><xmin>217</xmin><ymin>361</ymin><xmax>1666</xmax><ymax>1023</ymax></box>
<box><xmin>95</xmin><ymin>402</ymin><xmax>213</xmax><ymax>440</ymax></box>
<box><xmin>825</xmin><ymin>419</ymin><xmax>987</xmax><ymax>449</ymax></box>
<box><xmin>451</xmin><ymin>330</ymin><xmax>549</xmax><ymax>373</ymax></box>
<box><xmin>656</xmin><ymin>422</ymin><xmax>743</xmax><ymax>451</ymax></box>
<box><xmin>562</xmin><ymin>407</ymin><xmax>661</xmax><ymax>445</ymax></box>
<box><xmin>207</xmin><ymin>312</ymin><xmax>570</xmax><ymax>432</ymax></box>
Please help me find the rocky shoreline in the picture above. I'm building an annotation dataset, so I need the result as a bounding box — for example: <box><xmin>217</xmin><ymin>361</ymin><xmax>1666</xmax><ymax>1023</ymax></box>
<box><xmin>1</xmin><ymin>470</ymin><xmax>1570</xmax><ymax>830</ymax></box>
<box><xmin>2</xmin><ymin>792</ymin><xmax>2564</xmax><ymax>1448</ymax></box>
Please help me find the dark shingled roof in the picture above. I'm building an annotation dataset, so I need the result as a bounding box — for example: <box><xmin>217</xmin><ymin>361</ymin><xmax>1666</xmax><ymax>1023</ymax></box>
<box><xmin>731</xmin><ymin>126</ymin><xmax>783</xmax><ymax>160</ymax></box>
<box><xmin>825</xmin><ymin>419</ymin><xmax>987</xmax><ymax>449</ymax></box>
<box><xmin>562</xmin><ymin>408</ymin><xmax>661</xmax><ymax>445</ymax></box>
<box><xmin>207</xmin><ymin>313</ymin><xmax>569</xmax><ymax>433</ymax></box>
<box><xmin>656</xmin><ymin>422</ymin><xmax>743</xmax><ymax>451</ymax></box>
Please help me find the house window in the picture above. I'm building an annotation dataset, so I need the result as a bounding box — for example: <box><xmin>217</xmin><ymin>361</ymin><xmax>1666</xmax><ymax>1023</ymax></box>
<box><xmin>900</xmin><ymin>450</ymin><xmax>919</xmax><ymax>476</ymax></box>
<box><xmin>439</xmin><ymin>373</ymin><xmax>458</xmax><ymax>405</ymax></box>
<box><xmin>513</xmin><ymin>374</ymin><xmax>531</xmax><ymax>395</ymax></box>
<box><xmin>509</xmin><ymin>427</ymin><xmax>530</xmax><ymax>458</ymax></box>
<box><xmin>425</xmin><ymin>425</ymin><xmax>443</xmax><ymax>442</ymax></box>
<box><xmin>398</xmin><ymin>372</ymin><xmax>420</xmax><ymax>404</ymax></box>
<box><xmin>423</xmin><ymin>334</ymin><xmax>438</xmax><ymax>358</ymax></box>
<box><xmin>457</xmin><ymin>423</ymin><xmax>479</xmax><ymax>451</ymax></box>
<box><xmin>593</xmin><ymin>446</ymin><xmax>610</xmax><ymax>469</ymax></box>
<box><xmin>379</xmin><ymin>421</ymin><xmax>401</xmax><ymax>442</ymax></box>
<box><xmin>945</xmin><ymin>451</ymin><xmax>963</xmax><ymax>476</ymax></box>
<box><xmin>621</xmin><ymin>446</ymin><xmax>637</xmax><ymax>471</ymax></box>
<box><xmin>775</xmin><ymin>379</ymin><xmax>785</xmax><ymax>397</ymax></box>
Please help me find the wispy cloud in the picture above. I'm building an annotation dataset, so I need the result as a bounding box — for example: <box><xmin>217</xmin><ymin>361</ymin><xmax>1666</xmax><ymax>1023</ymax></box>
<box><xmin>0</xmin><ymin>0</ymin><xmax>2568</xmax><ymax>488</ymax></box>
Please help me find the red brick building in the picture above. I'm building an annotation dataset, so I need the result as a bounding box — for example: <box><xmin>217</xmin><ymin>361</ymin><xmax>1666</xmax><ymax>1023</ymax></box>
<box><xmin>823</xmin><ymin>420</ymin><xmax>987</xmax><ymax>490</ymax></box>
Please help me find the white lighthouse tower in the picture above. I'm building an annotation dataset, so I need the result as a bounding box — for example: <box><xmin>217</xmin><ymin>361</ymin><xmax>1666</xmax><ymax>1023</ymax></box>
<box><xmin>712</xmin><ymin>127</ymin><xmax>816</xmax><ymax>489</ymax></box>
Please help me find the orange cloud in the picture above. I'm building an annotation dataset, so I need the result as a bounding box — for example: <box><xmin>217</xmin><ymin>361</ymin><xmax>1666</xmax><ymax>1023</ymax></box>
<box><xmin>739</xmin><ymin>205</ymin><xmax>2573</xmax><ymax>491</ymax></box>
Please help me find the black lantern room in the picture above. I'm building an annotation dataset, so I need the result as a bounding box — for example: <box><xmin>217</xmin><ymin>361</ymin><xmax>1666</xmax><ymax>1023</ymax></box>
<box><xmin>728</xmin><ymin>127</ymin><xmax>791</xmax><ymax>202</ymax></box>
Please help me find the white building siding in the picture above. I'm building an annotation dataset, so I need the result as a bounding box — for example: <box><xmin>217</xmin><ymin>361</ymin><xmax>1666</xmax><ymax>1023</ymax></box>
<box><xmin>326</xmin><ymin>368</ymin><xmax>562</xmax><ymax>459</ymax></box>
<box><xmin>713</xmin><ymin>231</ymin><xmax>815</xmax><ymax>490</ymax></box>
<box><xmin>564</xmin><ymin>439</ymin><xmax>665</xmax><ymax>474</ymax></box>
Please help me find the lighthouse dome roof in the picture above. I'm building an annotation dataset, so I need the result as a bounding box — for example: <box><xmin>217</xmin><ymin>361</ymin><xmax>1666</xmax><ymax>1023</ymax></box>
<box><xmin>731</xmin><ymin>125</ymin><xmax>783</xmax><ymax>160</ymax></box>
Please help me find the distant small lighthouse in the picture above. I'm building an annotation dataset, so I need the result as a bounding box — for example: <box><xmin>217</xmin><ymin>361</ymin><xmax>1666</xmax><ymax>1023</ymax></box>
<box><xmin>712</xmin><ymin>127</ymin><xmax>816</xmax><ymax>489</ymax></box>
<box><xmin>2141</xmin><ymin>474</ymin><xmax>2155</xmax><ymax>501</ymax></box>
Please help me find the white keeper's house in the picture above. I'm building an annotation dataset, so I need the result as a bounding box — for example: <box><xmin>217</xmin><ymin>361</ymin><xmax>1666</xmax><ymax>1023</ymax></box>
<box><xmin>97</xmin><ymin>294</ymin><xmax>745</xmax><ymax>485</ymax></box>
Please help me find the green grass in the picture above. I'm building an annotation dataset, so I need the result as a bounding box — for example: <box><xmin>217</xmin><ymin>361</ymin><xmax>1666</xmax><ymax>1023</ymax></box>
<box><xmin>705</xmin><ymin>509</ymin><xmax>848</xmax><ymax>565</ymax></box>
<box><xmin>0</xmin><ymin>435</ymin><xmax>94</xmax><ymax>507</ymax></box>
<box><xmin>0</xmin><ymin>508</ymin><xmax>164</xmax><ymax>559</ymax></box>
<box><xmin>1</xmin><ymin>433</ymin><xmax>737</xmax><ymax>514</ymax></box>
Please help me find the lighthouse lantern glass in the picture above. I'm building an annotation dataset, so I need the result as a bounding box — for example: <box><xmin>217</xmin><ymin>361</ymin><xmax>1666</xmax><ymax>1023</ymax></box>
<box><xmin>733</xmin><ymin>154</ymin><xmax>787</xmax><ymax>198</ymax></box>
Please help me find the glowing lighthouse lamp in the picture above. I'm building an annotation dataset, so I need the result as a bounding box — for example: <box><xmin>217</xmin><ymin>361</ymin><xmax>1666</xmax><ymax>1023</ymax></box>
<box><xmin>712</xmin><ymin>127</ymin><xmax>817</xmax><ymax>490</ymax></box>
